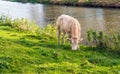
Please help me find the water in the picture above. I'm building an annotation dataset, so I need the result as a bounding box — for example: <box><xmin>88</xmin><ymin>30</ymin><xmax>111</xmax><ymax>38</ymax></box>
<box><xmin>0</xmin><ymin>0</ymin><xmax>120</xmax><ymax>43</ymax></box>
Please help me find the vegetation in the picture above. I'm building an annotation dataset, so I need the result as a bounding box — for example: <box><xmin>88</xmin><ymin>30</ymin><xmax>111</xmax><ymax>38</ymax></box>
<box><xmin>63</xmin><ymin>0</ymin><xmax>79</xmax><ymax>4</ymax></box>
<box><xmin>6</xmin><ymin>0</ymin><xmax>50</xmax><ymax>3</ymax></box>
<box><xmin>0</xmin><ymin>16</ymin><xmax>120</xmax><ymax>73</ymax></box>
<box><xmin>6</xmin><ymin>0</ymin><xmax>120</xmax><ymax>8</ymax></box>
<box><xmin>87</xmin><ymin>30</ymin><xmax>120</xmax><ymax>52</ymax></box>
<box><xmin>6</xmin><ymin>0</ymin><xmax>40</xmax><ymax>3</ymax></box>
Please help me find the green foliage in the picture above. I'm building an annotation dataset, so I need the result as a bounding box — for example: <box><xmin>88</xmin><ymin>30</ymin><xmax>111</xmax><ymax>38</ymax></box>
<box><xmin>11</xmin><ymin>18</ymin><xmax>38</xmax><ymax>33</ymax></box>
<box><xmin>0</xmin><ymin>15</ymin><xmax>6</xmax><ymax>22</ymax></box>
<box><xmin>39</xmin><ymin>0</ymin><xmax>51</xmax><ymax>4</ymax></box>
<box><xmin>87</xmin><ymin>30</ymin><xmax>105</xmax><ymax>48</ymax></box>
<box><xmin>63</xmin><ymin>0</ymin><xmax>79</xmax><ymax>4</ymax></box>
<box><xmin>8</xmin><ymin>0</ymin><xmax>40</xmax><ymax>3</ymax></box>
<box><xmin>9</xmin><ymin>0</ymin><xmax>51</xmax><ymax>3</ymax></box>
<box><xmin>106</xmin><ymin>30</ymin><xmax>120</xmax><ymax>51</ymax></box>
<box><xmin>87</xmin><ymin>30</ymin><xmax>120</xmax><ymax>52</ymax></box>
<box><xmin>1</xmin><ymin>16</ymin><xmax>39</xmax><ymax>33</ymax></box>
<box><xmin>85</xmin><ymin>0</ymin><xmax>94</xmax><ymax>2</ymax></box>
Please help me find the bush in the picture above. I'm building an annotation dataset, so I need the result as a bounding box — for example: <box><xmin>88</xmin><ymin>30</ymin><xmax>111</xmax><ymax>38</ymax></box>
<box><xmin>87</xmin><ymin>30</ymin><xmax>106</xmax><ymax>48</ymax></box>
<box><xmin>39</xmin><ymin>0</ymin><xmax>51</xmax><ymax>4</ymax></box>
<box><xmin>11</xmin><ymin>18</ymin><xmax>39</xmax><ymax>33</ymax></box>
<box><xmin>85</xmin><ymin>0</ymin><xmax>94</xmax><ymax>2</ymax></box>
<box><xmin>7</xmin><ymin>0</ymin><xmax>40</xmax><ymax>3</ymax></box>
<box><xmin>0</xmin><ymin>16</ymin><xmax>39</xmax><ymax>33</ymax></box>
<box><xmin>63</xmin><ymin>0</ymin><xmax>79</xmax><ymax>4</ymax></box>
<box><xmin>87</xmin><ymin>30</ymin><xmax>120</xmax><ymax>52</ymax></box>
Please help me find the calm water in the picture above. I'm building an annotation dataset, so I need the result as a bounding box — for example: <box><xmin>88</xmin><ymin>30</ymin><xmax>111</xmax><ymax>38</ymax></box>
<box><xmin>0</xmin><ymin>0</ymin><xmax>120</xmax><ymax>43</ymax></box>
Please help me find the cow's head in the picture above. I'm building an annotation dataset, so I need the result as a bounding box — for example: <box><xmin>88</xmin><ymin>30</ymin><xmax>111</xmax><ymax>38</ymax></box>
<box><xmin>68</xmin><ymin>38</ymin><xmax>83</xmax><ymax>50</ymax></box>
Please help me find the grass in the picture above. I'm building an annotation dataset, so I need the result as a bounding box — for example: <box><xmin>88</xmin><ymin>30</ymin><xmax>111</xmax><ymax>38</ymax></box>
<box><xmin>87</xmin><ymin>29</ymin><xmax>120</xmax><ymax>52</ymax></box>
<box><xmin>0</xmin><ymin>19</ymin><xmax>120</xmax><ymax>73</ymax></box>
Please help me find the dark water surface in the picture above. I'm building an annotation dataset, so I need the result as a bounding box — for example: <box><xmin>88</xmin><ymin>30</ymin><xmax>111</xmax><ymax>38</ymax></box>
<box><xmin>0</xmin><ymin>0</ymin><xmax>120</xmax><ymax>43</ymax></box>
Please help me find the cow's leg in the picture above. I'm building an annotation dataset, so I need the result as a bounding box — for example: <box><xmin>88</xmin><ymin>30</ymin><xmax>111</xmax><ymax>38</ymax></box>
<box><xmin>62</xmin><ymin>33</ymin><xmax>65</xmax><ymax>44</ymax></box>
<box><xmin>67</xmin><ymin>33</ymin><xmax>71</xmax><ymax>43</ymax></box>
<box><xmin>58</xmin><ymin>30</ymin><xmax>61</xmax><ymax>45</ymax></box>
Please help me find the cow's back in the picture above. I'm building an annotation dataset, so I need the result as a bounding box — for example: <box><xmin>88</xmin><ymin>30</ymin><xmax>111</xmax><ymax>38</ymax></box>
<box><xmin>56</xmin><ymin>14</ymin><xmax>74</xmax><ymax>33</ymax></box>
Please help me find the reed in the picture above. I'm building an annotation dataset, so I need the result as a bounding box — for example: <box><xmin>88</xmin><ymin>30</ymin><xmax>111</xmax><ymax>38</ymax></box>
<box><xmin>87</xmin><ymin>29</ymin><xmax>120</xmax><ymax>52</ymax></box>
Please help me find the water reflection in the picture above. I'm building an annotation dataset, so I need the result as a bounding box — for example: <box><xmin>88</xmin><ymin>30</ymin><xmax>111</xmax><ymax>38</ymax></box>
<box><xmin>0</xmin><ymin>1</ymin><xmax>46</xmax><ymax>25</ymax></box>
<box><xmin>29</xmin><ymin>4</ymin><xmax>46</xmax><ymax>25</ymax></box>
<box><xmin>0</xmin><ymin>0</ymin><xmax>120</xmax><ymax>43</ymax></box>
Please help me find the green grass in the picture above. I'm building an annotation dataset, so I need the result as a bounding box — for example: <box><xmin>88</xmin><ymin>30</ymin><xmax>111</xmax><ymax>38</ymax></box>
<box><xmin>0</xmin><ymin>22</ymin><xmax>120</xmax><ymax>74</ymax></box>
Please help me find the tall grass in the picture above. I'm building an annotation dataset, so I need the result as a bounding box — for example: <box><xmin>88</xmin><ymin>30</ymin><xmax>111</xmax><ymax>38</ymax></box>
<box><xmin>0</xmin><ymin>16</ymin><xmax>39</xmax><ymax>33</ymax></box>
<box><xmin>63</xmin><ymin>0</ymin><xmax>79</xmax><ymax>4</ymax></box>
<box><xmin>0</xmin><ymin>15</ymin><xmax>57</xmax><ymax>41</ymax></box>
<box><xmin>87</xmin><ymin>29</ymin><xmax>120</xmax><ymax>52</ymax></box>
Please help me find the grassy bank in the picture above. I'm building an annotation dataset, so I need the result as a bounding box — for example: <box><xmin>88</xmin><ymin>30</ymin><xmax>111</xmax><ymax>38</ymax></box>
<box><xmin>0</xmin><ymin>17</ymin><xmax>120</xmax><ymax>73</ymax></box>
<box><xmin>7</xmin><ymin>0</ymin><xmax>120</xmax><ymax>8</ymax></box>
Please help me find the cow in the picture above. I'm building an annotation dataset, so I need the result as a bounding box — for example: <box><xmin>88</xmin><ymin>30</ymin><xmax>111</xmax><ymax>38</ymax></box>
<box><xmin>56</xmin><ymin>14</ymin><xmax>83</xmax><ymax>50</ymax></box>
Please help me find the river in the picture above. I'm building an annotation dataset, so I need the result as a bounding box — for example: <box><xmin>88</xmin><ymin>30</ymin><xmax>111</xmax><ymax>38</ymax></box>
<box><xmin>0</xmin><ymin>0</ymin><xmax>120</xmax><ymax>43</ymax></box>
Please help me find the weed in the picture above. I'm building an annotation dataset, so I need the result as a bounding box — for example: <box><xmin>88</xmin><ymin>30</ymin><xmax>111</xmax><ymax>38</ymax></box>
<box><xmin>87</xmin><ymin>29</ymin><xmax>120</xmax><ymax>52</ymax></box>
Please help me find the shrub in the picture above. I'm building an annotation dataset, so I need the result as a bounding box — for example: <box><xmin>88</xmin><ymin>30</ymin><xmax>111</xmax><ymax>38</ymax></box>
<box><xmin>37</xmin><ymin>24</ymin><xmax>57</xmax><ymax>40</ymax></box>
<box><xmin>0</xmin><ymin>15</ymin><xmax>6</xmax><ymax>22</ymax></box>
<box><xmin>11</xmin><ymin>18</ymin><xmax>39</xmax><ymax>33</ymax></box>
<box><xmin>0</xmin><ymin>15</ymin><xmax>57</xmax><ymax>40</ymax></box>
<box><xmin>87</xmin><ymin>30</ymin><xmax>106</xmax><ymax>48</ymax></box>
<box><xmin>63</xmin><ymin>0</ymin><xmax>79</xmax><ymax>4</ymax></box>
<box><xmin>87</xmin><ymin>30</ymin><xmax>120</xmax><ymax>52</ymax></box>
<box><xmin>85</xmin><ymin>0</ymin><xmax>94</xmax><ymax>2</ymax></box>
<box><xmin>7</xmin><ymin>0</ymin><xmax>40</xmax><ymax>3</ymax></box>
<box><xmin>0</xmin><ymin>15</ymin><xmax>39</xmax><ymax>33</ymax></box>
<box><xmin>39</xmin><ymin>0</ymin><xmax>51</xmax><ymax>4</ymax></box>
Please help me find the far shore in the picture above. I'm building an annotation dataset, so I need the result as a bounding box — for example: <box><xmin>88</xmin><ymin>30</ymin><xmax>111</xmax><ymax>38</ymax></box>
<box><xmin>43</xmin><ymin>1</ymin><xmax>120</xmax><ymax>8</ymax></box>
<box><xmin>5</xmin><ymin>0</ymin><xmax>120</xmax><ymax>8</ymax></box>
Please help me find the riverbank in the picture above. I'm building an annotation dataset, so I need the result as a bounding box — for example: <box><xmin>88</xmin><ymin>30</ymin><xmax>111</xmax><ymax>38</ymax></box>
<box><xmin>8</xmin><ymin>0</ymin><xmax>120</xmax><ymax>8</ymax></box>
<box><xmin>0</xmin><ymin>17</ymin><xmax>120</xmax><ymax>73</ymax></box>
<box><xmin>6</xmin><ymin>0</ymin><xmax>120</xmax><ymax>8</ymax></box>
<box><xmin>48</xmin><ymin>0</ymin><xmax>120</xmax><ymax>8</ymax></box>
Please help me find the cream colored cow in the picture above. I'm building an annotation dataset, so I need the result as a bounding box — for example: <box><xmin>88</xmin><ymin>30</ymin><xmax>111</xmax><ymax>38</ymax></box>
<box><xmin>56</xmin><ymin>14</ymin><xmax>83</xmax><ymax>50</ymax></box>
